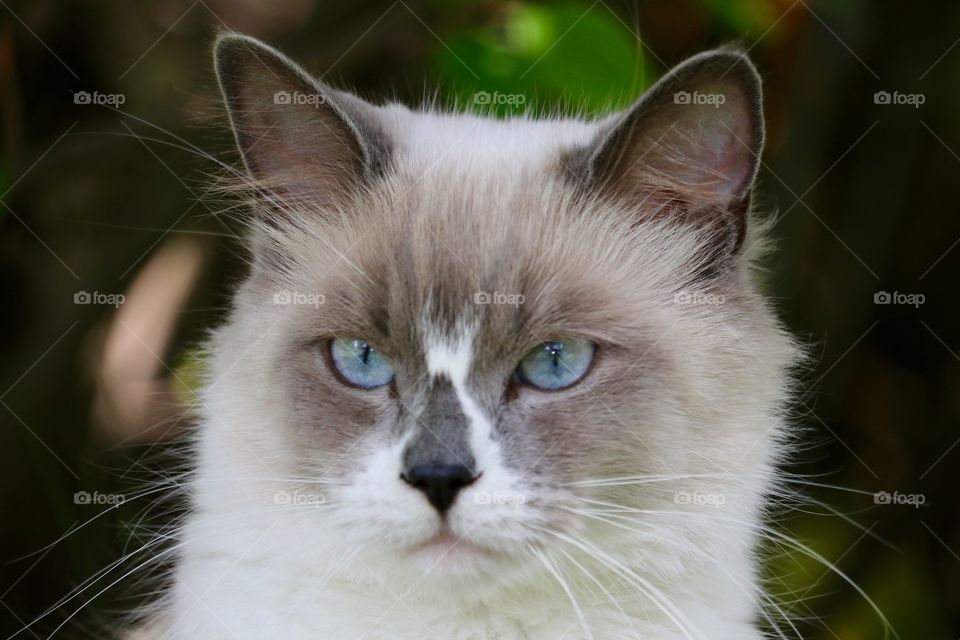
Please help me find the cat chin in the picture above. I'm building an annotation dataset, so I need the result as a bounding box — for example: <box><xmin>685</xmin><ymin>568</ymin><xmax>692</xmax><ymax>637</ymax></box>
<box><xmin>394</xmin><ymin>549</ymin><xmax>520</xmax><ymax>590</ymax></box>
<box><xmin>407</xmin><ymin>529</ymin><xmax>501</xmax><ymax>560</ymax></box>
<box><xmin>352</xmin><ymin>526</ymin><xmax>533</xmax><ymax>591</ymax></box>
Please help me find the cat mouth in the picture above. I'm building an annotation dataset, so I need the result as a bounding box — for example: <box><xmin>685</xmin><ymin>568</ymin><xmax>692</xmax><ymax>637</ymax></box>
<box><xmin>409</xmin><ymin>529</ymin><xmax>499</xmax><ymax>561</ymax></box>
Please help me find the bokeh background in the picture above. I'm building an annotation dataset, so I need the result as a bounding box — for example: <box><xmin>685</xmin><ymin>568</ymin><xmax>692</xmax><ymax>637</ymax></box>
<box><xmin>1</xmin><ymin>0</ymin><xmax>958</xmax><ymax>637</ymax></box>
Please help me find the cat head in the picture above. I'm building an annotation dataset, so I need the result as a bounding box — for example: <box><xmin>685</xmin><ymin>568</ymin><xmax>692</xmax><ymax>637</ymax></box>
<box><xmin>201</xmin><ymin>33</ymin><xmax>796</xmax><ymax>598</ymax></box>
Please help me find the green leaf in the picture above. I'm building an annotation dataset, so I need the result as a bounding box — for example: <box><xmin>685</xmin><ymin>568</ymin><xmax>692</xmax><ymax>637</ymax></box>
<box><xmin>434</xmin><ymin>2</ymin><xmax>652</xmax><ymax>118</ymax></box>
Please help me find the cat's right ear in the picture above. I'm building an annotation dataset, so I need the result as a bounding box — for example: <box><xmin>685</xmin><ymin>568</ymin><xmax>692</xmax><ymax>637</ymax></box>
<box><xmin>214</xmin><ymin>33</ymin><xmax>386</xmax><ymax>216</ymax></box>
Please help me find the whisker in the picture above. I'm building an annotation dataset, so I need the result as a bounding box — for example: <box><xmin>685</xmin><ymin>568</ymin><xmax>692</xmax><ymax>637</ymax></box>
<box><xmin>529</xmin><ymin>544</ymin><xmax>594</xmax><ymax>640</ymax></box>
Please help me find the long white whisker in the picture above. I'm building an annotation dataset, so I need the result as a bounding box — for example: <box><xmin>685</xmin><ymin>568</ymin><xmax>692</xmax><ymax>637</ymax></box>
<box><xmin>533</xmin><ymin>526</ymin><xmax>703</xmax><ymax>640</ymax></box>
<box><xmin>530</xmin><ymin>545</ymin><xmax>594</xmax><ymax>640</ymax></box>
<box><xmin>571</xmin><ymin>503</ymin><xmax>897</xmax><ymax>639</ymax></box>
<box><xmin>554</xmin><ymin>547</ymin><xmax>642</xmax><ymax>639</ymax></box>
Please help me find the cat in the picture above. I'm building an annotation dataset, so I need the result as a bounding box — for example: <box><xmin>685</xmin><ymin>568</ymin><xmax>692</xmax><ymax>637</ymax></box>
<box><xmin>132</xmin><ymin>32</ymin><xmax>799</xmax><ymax>640</ymax></box>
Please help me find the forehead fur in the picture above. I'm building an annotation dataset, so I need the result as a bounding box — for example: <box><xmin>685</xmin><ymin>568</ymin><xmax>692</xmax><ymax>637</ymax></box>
<box><xmin>245</xmin><ymin>108</ymin><xmax>728</xmax><ymax>347</ymax></box>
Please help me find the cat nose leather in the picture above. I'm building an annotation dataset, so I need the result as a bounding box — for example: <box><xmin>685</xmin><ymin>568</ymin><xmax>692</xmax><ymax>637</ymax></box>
<box><xmin>401</xmin><ymin>464</ymin><xmax>478</xmax><ymax>513</ymax></box>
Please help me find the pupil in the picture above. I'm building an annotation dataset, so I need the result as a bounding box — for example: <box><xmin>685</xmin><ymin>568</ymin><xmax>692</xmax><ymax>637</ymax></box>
<box><xmin>355</xmin><ymin>341</ymin><xmax>371</xmax><ymax>365</ymax></box>
<box><xmin>548</xmin><ymin>342</ymin><xmax>562</xmax><ymax>367</ymax></box>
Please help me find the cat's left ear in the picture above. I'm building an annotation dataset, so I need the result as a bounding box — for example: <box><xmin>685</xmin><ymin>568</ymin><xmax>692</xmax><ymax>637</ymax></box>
<box><xmin>583</xmin><ymin>48</ymin><xmax>763</xmax><ymax>256</ymax></box>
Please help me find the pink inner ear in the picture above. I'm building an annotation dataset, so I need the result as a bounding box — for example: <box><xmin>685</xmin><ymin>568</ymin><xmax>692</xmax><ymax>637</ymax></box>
<box><xmin>231</xmin><ymin>78</ymin><xmax>365</xmax><ymax>209</ymax></box>
<box><xmin>701</xmin><ymin>115</ymin><xmax>754</xmax><ymax>197</ymax></box>
<box><xmin>666</xmin><ymin>90</ymin><xmax>755</xmax><ymax>201</ymax></box>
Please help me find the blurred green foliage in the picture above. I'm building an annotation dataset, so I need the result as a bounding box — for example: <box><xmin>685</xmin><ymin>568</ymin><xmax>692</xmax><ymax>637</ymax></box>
<box><xmin>436</xmin><ymin>3</ymin><xmax>649</xmax><ymax>115</ymax></box>
<box><xmin>694</xmin><ymin>0</ymin><xmax>778</xmax><ymax>34</ymax></box>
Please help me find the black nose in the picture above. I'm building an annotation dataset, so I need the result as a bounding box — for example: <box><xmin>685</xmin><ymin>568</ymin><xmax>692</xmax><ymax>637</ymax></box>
<box><xmin>401</xmin><ymin>464</ymin><xmax>478</xmax><ymax>513</ymax></box>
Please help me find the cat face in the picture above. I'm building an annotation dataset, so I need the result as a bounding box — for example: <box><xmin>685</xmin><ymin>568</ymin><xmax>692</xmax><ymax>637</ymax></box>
<box><xmin>204</xmin><ymin>34</ymin><xmax>796</xmax><ymax>596</ymax></box>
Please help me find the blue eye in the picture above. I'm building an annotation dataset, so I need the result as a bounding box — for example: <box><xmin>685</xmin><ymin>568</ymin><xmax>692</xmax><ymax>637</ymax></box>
<box><xmin>329</xmin><ymin>338</ymin><xmax>395</xmax><ymax>389</ymax></box>
<box><xmin>516</xmin><ymin>340</ymin><xmax>595</xmax><ymax>391</ymax></box>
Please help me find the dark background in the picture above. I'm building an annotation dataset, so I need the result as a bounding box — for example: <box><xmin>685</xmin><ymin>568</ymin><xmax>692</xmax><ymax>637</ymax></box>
<box><xmin>1</xmin><ymin>1</ymin><xmax>958</xmax><ymax>637</ymax></box>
